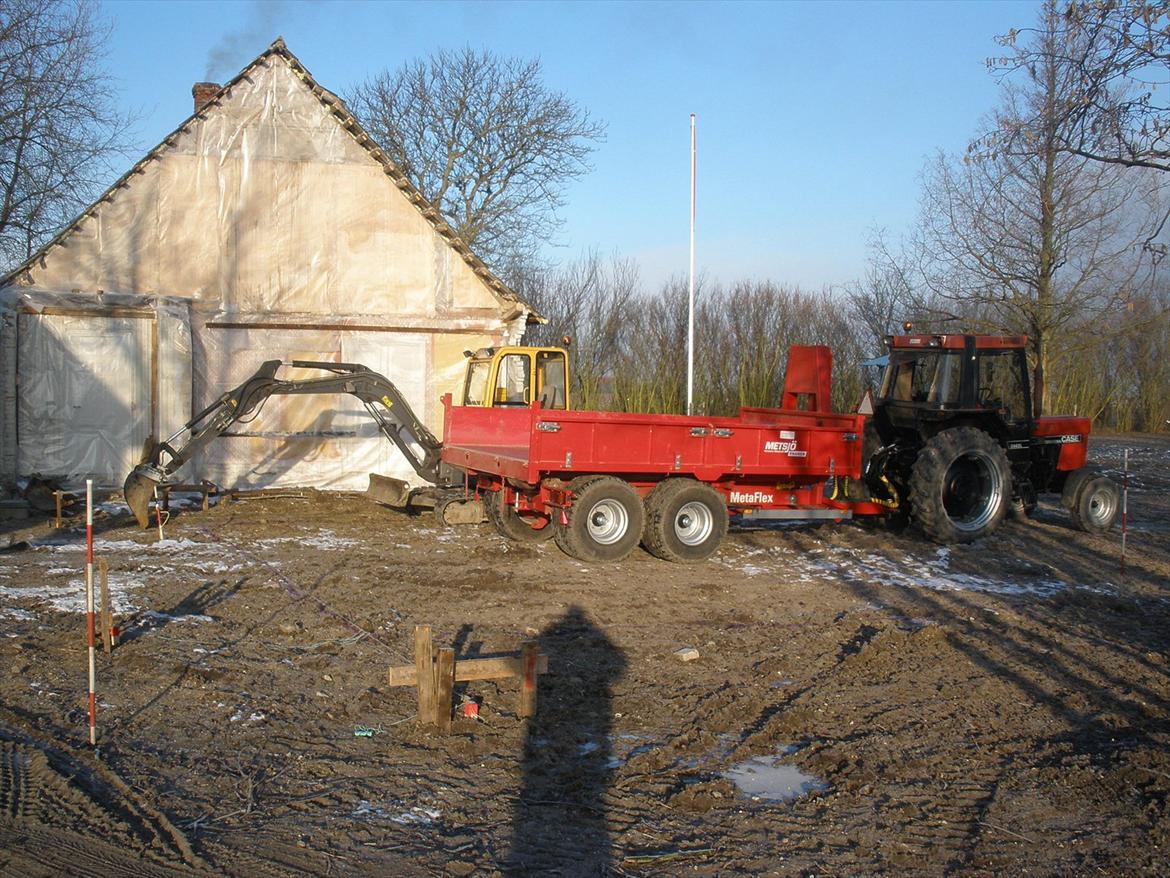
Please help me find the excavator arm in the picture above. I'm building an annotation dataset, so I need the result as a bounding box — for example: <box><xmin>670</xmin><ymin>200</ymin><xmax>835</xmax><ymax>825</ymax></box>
<box><xmin>124</xmin><ymin>360</ymin><xmax>454</xmax><ymax>527</ymax></box>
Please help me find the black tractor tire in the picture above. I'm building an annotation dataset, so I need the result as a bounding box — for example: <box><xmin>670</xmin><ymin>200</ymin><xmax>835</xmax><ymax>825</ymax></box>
<box><xmin>1060</xmin><ymin>467</ymin><xmax>1096</xmax><ymax>511</ymax></box>
<box><xmin>908</xmin><ymin>427</ymin><xmax>1011</xmax><ymax>544</ymax></box>
<box><xmin>554</xmin><ymin>476</ymin><xmax>644</xmax><ymax>562</ymax></box>
<box><xmin>483</xmin><ymin>489</ymin><xmax>554</xmax><ymax>543</ymax></box>
<box><xmin>641</xmin><ymin>479</ymin><xmax>729</xmax><ymax>562</ymax></box>
<box><xmin>1067</xmin><ymin>474</ymin><xmax>1120</xmax><ymax>534</ymax></box>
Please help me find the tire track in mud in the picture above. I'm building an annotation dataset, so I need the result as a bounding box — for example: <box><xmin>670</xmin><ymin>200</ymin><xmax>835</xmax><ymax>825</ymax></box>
<box><xmin>0</xmin><ymin>708</ymin><xmax>210</xmax><ymax>876</ymax></box>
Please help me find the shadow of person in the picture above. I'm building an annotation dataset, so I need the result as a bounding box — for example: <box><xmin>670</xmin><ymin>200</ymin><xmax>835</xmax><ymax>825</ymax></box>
<box><xmin>507</xmin><ymin>605</ymin><xmax>627</xmax><ymax>876</ymax></box>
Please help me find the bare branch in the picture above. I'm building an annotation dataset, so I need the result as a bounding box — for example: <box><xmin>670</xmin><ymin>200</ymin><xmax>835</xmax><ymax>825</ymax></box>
<box><xmin>345</xmin><ymin>47</ymin><xmax>605</xmax><ymax>268</ymax></box>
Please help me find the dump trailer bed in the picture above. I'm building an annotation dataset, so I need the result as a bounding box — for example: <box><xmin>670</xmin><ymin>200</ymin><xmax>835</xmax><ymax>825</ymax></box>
<box><xmin>441</xmin><ymin>397</ymin><xmax>866</xmax><ymax>487</ymax></box>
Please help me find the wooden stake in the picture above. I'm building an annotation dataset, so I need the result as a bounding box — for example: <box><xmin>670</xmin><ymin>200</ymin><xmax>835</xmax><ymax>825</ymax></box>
<box><xmin>389</xmin><ymin>630</ymin><xmax>549</xmax><ymax>731</ymax></box>
<box><xmin>54</xmin><ymin>491</ymin><xmax>63</xmax><ymax>528</ymax></box>
<box><xmin>435</xmin><ymin>648</ymin><xmax>455</xmax><ymax>733</ymax></box>
<box><xmin>414</xmin><ymin>625</ymin><xmax>435</xmax><ymax>726</ymax></box>
<box><xmin>98</xmin><ymin>557</ymin><xmax>113</xmax><ymax>654</ymax></box>
<box><xmin>519</xmin><ymin>640</ymin><xmax>538</xmax><ymax>718</ymax></box>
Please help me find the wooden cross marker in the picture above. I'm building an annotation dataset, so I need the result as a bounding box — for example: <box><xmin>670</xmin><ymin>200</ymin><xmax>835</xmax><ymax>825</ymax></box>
<box><xmin>389</xmin><ymin>626</ymin><xmax>549</xmax><ymax>732</ymax></box>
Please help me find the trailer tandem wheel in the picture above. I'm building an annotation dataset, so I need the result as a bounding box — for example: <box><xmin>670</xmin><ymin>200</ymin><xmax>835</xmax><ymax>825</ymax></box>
<box><xmin>641</xmin><ymin>479</ymin><xmax>729</xmax><ymax>562</ymax></box>
<box><xmin>483</xmin><ymin>489</ymin><xmax>554</xmax><ymax>542</ymax></box>
<box><xmin>554</xmin><ymin>476</ymin><xmax>644</xmax><ymax>562</ymax></box>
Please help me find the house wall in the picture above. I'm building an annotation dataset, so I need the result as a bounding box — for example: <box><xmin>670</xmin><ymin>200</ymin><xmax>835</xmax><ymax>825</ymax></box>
<box><xmin>1</xmin><ymin>52</ymin><xmax>527</xmax><ymax>489</ymax></box>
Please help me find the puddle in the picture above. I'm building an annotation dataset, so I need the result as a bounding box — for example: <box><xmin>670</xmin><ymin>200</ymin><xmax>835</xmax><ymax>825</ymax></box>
<box><xmin>725</xmin><ymin>752</ymin><xmax>826</xmax><ymax>802</ymax></box>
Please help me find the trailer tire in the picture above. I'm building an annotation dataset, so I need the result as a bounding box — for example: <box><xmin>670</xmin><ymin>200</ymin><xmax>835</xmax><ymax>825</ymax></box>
<box><xmin>909</xmin><ymin>427</ymin><xmax>1010</xmax><ymax>544</ymax></box>
<box><xmin>483</xmin><ymin>489</ymin><xmax>554</xmax><ymax>543</ymax></box>
<box><xmin>641</xmin><ymin>479</ymin><xmax>728</xmax><ymax>562</ymax></box>
<box><xmin>554</xmin><ymin>476</ymin><xmax>644</xmax><ymax>562</ymax></box>
<box><xmin>1067</xmin><ymin>474</ymin><xmax>1120</xmax><ymax>534</ymax></box>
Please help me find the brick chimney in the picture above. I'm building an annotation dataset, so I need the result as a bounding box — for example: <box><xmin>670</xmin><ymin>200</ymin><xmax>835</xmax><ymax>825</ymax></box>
<box><xmin>192</xmin><ymin>82</ymin><xmax>221</xmax><ymax>113</ymax></box>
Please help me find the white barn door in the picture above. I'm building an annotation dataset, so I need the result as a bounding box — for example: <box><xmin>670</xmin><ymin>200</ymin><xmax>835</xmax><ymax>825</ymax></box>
<box><xmin>17</xmin><ymin>313</ymin><xmax>152</xmax><ymax>484</ymax></box>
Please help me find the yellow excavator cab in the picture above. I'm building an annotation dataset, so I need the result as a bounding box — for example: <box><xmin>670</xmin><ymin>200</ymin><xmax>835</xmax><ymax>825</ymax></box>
<box><xmin>462</xmin><ymin>346</ymin><xmax>570</xmax><ymax>410</ymax></box>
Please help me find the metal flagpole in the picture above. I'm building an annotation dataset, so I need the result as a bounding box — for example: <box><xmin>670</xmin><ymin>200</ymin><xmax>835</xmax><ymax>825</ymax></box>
<box><xmin>687</xmin><ymin>113</ymin><xmax>696</xmax><ymax>416</ymax></box>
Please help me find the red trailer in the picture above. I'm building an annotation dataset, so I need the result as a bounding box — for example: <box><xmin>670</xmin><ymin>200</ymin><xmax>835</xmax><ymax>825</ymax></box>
<box><xmin>441</xmin><ymin>347</ymin><xmax>886</xmax><ymax>562</ymax></box>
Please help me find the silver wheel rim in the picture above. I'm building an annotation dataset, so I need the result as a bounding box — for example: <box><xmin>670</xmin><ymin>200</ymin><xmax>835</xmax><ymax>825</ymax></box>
<box><xmin>1087</xmin><ymin>486</ymin><xmax>1117</xmax><ymax>526</ymax></box>
<box><xmin>586</xmin><ymin>498</ymin><xmax>628</xmax><ymax>545</ymax></box>
<box><xmin>943</xmin><ymin>449</ymin><xmax>1004</xmax><ymax>533</ymax></box>
<box><xmin>674</xmin><ymin>500</ymin><xmax>714</xmax><ymax>546</ymax></box>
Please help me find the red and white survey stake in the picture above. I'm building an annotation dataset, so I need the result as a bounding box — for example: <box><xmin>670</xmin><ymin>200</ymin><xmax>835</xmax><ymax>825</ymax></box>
<box><xmin>1121</xmin><ymin>449</ymin><xmax>1129</xmax><ymax>573</ymax></box>
<box><xmin>85</xmin><ymin>479</ymin><xmax>96</xmax><ymax>746</ymax></box>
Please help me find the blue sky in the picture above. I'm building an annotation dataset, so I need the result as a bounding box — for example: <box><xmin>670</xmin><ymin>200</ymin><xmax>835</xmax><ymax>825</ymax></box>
<box><xmin>105</xmin><ymin>0</ymin><xmax>1041</xmax><ymax>292</ymax></box>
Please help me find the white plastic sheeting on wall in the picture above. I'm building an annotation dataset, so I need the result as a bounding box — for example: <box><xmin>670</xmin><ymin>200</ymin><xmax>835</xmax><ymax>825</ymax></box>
<box><xmin>190</xmin><ymin>324</ymin><xmax>433</xmax><ymax>491</ymax></box>
<box><xmin>2</xmin><ymin>291</ymin><xmax>193</xmax><ymax>485</ymax></box>
<box><xmin>18</xmin><ymin>312</ymin><xmax>150</xmax><ymax>481</ymax></box>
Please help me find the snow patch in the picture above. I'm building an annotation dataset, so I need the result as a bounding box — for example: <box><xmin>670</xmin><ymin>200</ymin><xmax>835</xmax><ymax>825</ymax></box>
<box><xmin>0</xmin><ymin>574</ymin><xmax>143</xmax><ymax>614</ymax></box>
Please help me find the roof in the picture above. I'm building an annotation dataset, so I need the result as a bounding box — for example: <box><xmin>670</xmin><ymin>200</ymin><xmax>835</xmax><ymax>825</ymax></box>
<box><xmin>3</xmin><ymin>37</ymin><xmax>543</xmax><ymax>324</ymax></box>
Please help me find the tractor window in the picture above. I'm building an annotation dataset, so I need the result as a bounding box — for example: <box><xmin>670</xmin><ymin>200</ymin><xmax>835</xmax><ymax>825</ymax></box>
<box><xmin>976</xmin><ymin>350</ymin><xmax>1028</xmax><ymax>423</ymax></box>
<box><xmin>536</xmin><ymin>351</ymin><xmax>567</xmax><ymax>409</ymax></box>
<box><xmin>494</xmin><ymin>354</ymin><xmax>531</xmax><ymax>405</ymax></box>
<box><xmin>464</xmin><ymin>360</ymin><xmax>491</xmax><ymax>406</ymax></box>
<box><xmin>882</xmin><ymin>351</ymin><xmax>961</xmax><ymax>404</ymax></box>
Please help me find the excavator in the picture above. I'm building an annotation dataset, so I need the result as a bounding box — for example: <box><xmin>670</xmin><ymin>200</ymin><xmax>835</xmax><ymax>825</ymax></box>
<box><xmin>123</xmin><ymin>344</ymin><xmax>570</xmax><ymax>528</ymax></box>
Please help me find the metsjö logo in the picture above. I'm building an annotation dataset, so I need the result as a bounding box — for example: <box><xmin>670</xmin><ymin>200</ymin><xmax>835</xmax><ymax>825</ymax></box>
<box><xmin>763</xmin><ymin>439</ymin><xmax>807</xmax><ymax>457</ymax></box>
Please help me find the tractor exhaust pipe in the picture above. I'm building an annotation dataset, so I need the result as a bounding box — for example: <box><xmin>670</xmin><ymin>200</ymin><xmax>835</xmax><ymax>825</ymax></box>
<box><xmin>124</xmin><ymin>466</ymin><xmax>161</xmax><ymax>529</ymax></box>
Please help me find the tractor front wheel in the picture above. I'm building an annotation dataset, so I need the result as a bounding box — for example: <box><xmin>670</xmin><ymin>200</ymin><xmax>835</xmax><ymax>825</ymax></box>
<box><xmin>909</xmin><ymin>427</ymin><xmax>1010</xmax><ymax>544</ymax></box>
<box><xmin>1064</xmin><ymin>471</ymin><xmax>1120</xmax><ymax>533</ymax></box>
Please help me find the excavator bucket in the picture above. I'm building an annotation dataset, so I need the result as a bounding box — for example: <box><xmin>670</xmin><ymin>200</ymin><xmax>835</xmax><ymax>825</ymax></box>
<box><xmin>124</xmin><ymin>466</ymin><xmax>159</xmax><ymax>529</ymax></box>
<box><xmin>367</xmin><ymin>473</ymin><xmax>413</xmax><ymax>508</ymax></box>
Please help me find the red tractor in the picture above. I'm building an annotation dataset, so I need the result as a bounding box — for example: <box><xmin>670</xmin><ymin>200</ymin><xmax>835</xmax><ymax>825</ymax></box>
<box><xmin>864</xmin><ymin>333</ymin><xmax>1120</xmax><ymax>543</ymax></box>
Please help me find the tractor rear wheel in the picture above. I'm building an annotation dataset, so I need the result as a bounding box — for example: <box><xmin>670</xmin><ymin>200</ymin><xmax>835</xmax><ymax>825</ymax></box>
<box><xmin>909</xmin><ymin>427</ymin><xmax>1010</xmax><ymax>544</ymax></box>
<box><xmin>483</xmin><ymin>489</ymin><xmax>554</xmax><ymax>542</ymax></box>
<box><xmin>641</xmin><ymin>479</ymin><xmax>728</xmax><ymax>562</ymax></box>
<box><xmin>554</xmin><ymin>476</ymin><xmax>644</xmax><ymax>562</ymax></box>
<box><xmin>1067</xmin><ymin>474</ymin><xmax>1120</xmax><ymax>533</ymax></box>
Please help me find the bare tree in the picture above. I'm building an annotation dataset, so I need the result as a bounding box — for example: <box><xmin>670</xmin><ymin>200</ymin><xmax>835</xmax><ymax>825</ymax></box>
<box><xmin>993</xmin><ymin>1</ymin><xmax>1169</xmax><ymax>175</ymax></box>
<box><xmin>921</xmin><ymin>2</ymin><xmax>1161</xmax><ymax>415</ymax></box>
<box><xmin>0</xmin><ymin>0</ymin><xmax>133</xmax><ymax>267</ymax></box>
<box><xmin>346</xmin><ymin>48</ymin><xmax>605</xmax><ymax>268</ymax></box>
<box><xmin>844</xmin><ymin>230</ymin><xmax>930</xmax><ymax>345</ymax></box>
<box><xmin>508</xmin><ymin>251</ymin><xmax>639</xmax><ymax>409</ymax></box>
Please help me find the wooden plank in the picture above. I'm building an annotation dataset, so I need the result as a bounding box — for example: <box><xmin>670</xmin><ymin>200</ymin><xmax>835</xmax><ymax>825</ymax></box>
<box><xmin>98</xmin><ymin>558</ymin><xmax>113</xmax><ymax>654</ymax></box>
<box><xmin>519</xmin><ymin>641</ymin><xmax>538</xmax><ymax>718</ymax></box>
<box><xmin>388</xmin><ymin>653</ymin><xmax>549</xmax><ymax>687</ymax></box>
<box><xmin>435</xmin><ymin>648</ymin><xmax>455</xmax><ymax>733</ymax></box>
<box><xmin>414</xmin><ymin>625</ymin><xmax>435</xmax><ymax>726</ymax></box>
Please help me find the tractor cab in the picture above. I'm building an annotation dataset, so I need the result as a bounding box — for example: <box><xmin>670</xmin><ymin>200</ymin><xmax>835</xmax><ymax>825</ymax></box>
<box><xmin>876</xmin><ymin>334</ymin><xmax>1032</xmax><ymax>440</ymax></box>
<box><xmin>461</xmin><ymin>346</ymin><xmax>570</xmax><ymax>410</ymax></box>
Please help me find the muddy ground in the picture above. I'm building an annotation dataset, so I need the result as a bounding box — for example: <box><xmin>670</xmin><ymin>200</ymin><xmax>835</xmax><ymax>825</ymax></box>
<box><xmin>0</xmin><ymin>435</ymin><xmax>1167</xmax><ymax>877</ymax></box>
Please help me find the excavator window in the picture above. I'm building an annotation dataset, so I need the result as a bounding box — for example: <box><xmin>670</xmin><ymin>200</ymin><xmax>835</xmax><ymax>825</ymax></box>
<box><xmin>494</xmin><ymin>354</ymin><xmax>531</xmax><ymax>406</ymax></box>
<box><xmin>536</xmin><ymin>351</ymin><xmax>567</xmax><ymax>410</ymax></box>
<box><xmin>464</xmin><ymin>360</ymin><xmax>492</xmax><ymax>406</ymax></box>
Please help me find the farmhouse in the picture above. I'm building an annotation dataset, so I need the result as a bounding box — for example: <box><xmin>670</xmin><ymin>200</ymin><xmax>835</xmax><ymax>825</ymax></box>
<box><xmin>0</xmin><ymin>38</ymin><xmax>539</xmax><ymax>491</ymax></box>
